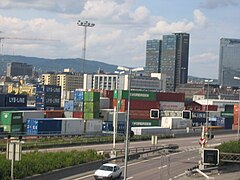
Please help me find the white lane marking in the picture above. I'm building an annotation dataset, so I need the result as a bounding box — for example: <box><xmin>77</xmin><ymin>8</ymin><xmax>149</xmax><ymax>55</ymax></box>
<box><xmin>173</xmin><ymin>172</ymin><xmax>186</xmax><ymax>179</ymax></box>
<box><xmin>73</xmin><ymin>174</ymin><xmax>93</xmax><ymax>180</ymax></box>
<box><xmin>158</xmin><ymin>165</ymin><xmax>167</xmax><ymax>169</ymax></box>
<box><xmin>127</xmin><ymin>177</ymin><xmax>133</xmax><ymax>180</ymax></box>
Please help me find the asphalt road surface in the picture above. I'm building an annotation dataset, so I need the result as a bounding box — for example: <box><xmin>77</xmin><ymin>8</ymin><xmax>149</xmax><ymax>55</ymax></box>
<box><xmin>60</xmin><ymin>133</ymin><xmax>238</xmax><ymax>180</ymax></box>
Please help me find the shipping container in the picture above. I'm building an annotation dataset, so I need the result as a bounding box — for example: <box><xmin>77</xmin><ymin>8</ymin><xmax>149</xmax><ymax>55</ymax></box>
<box><xmin>113</xmin><ymin>99</ymin><xmax>160</xmax><ymax>111</ymax></box>
<box><xmin>224</xmin><ymin>105</ymin><xmax>234</xmax><ymax>113</ymax></box>
<box><xmin>84</xmin><ymin>112</ymin><xmax>99</xmax><ymax>119</ymax></box>
<box><xmin>62</xmin><ymin>90</ymin><xmax>74</xmax><ymax>100</ymax></box>
<box><xmin>0</xmin><ymin>111</ymin><xmax>23</xmax><ymax>125</ymax></box>
<box><xmin>159</xmin><ymin>101</ymin><xmax>185</xmax><ymax>111</ymax></box>
<box><xmin>44</xmin><ymin>94</ymin><xmax>61</xmax><ymax>107</ymax></box>
<box><xmin>102</xmin><ymin>121</ymin><xmax>125</xmax><ymax>134</ymax></box>
<box><xmin>64</xmin><ymin>111</ymin><xmax>73</xmax><ymax>118</ymax></box>
<box><xmin>85</xmin><ymin>119</ymin><xmax>102</xmax><ymax>134</ymax></box>
<box><xmin>74</xmin><ymin>102</ymin><xmax>84</xmax><ymax>112</ymax></box>
<box><xmin>100</xmin><ymin>97</ymin><xmax>110</xmax><ymax>109</ymax></box>
<box><xmin>99</xmin><ymin>109</ymin><xmax>126</xmax><ymax>121</ymax></box>
<box><xmin>0</xmin><ymin>127</ymin><xmax>3</xmax><ymax>132</ymax></box>
<box><xmin>74</xmin><ymin>90</ymin><xmax>84</xmax><ymax>102</ymax></box>
<box><xmin>156</xmin><ymin>92</ymin><xmax>185</xmax><ymax>102</ymax></box>
<box><xmin>73</xmin><ymin>111</ymin><xmax>84</xmax><ymax>118</ymax></box>
<box><xmin>36</xmin><ymin>85</ymin><xmax>61</xmax><ymax>95</ymax></box>
<box><xmin>44</xmin><ymin>110</ymin><xmax>64</xmax><ymax>118</ymax></box>
<box><xmin>60</xmin><ymin>118</ymin><xmax>84</xmax><ymax>135</ymax></box>
<box><xmin>5</xmin><ymin>94</ymin><xmax>27</xmax><ymax>107</ymax></box>
<box><xmin>234</xmin><ymin>104</ymin><xmax>239</xmax><ymax>126</ymax></box>
<box><xmin>114</xmin><ymin>90</ymin><xmax>156</xmax><ymax>101</ymax></box>
<box><xmin>130</xmin><ymin>119</ymin><xmax>160</xmax><ymax>127</ymax></box>
<box><xmin>26</xmin><ymin>118</ymin><xmax>62</xmax><ymax>135</ymax></box>
<box><xmin>0</xmin><ymin>124</ymin><xmax>22</xmax><ymax>133</ymax></box>
<box><xmin>0</xmin><ymin>94</ymin><xmax>6</xmax><ymax>107</ymax></box>
<box><xmin>64</xmin><ymin>100</ymin><xmax>74</xmax><ymax>111</ymax></box>
<box><xmin>18</xmin><ymin>110</ymin><xmax>45</xmax><ymax>124</ymax></box>
<box><xmin>102</xmin><ymin>90</ymin><xmax>114</xmax><ymax>98</ymax></box>
<box><xmin>161</xmin><ymin>117</ymin><xmax>192</xmax><ymax>129</ymax></box>
<box><xmin>129</xmin><ymin>110</ymin><xmax>155</xmax><ymax>120</ymax></box>
<box><xmin>131</xmin><ymin>126</ymin><xmax>170</xmax><ymax>136</ymax></box>
<box><xmin>160</xmin><ymin>110</ymin><xmax>182</xmax><ymax>117</ymax></box>
<box><xmin>84</xmin><ymin>101</ymin><xmax>100</xmax><ymax>112</ymax></box>
<box><xmin>84</xmin><ymin>91</ymin><xmax>100</xmax><ymax>102</ymax></box>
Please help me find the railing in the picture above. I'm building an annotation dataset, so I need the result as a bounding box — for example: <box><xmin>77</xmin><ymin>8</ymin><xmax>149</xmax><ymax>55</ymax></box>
<box><xmin>220</xmin><ymin>152</ymin><xmax>240</xmax><ymax>163</ymax></box>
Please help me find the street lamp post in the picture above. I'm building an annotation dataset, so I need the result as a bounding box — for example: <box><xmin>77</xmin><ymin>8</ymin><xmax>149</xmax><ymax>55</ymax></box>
<box><xmin>234</xmin><ymin>76</ymin><xmax>240</xmax><ymax>140</ymax></box>
<box><xmin>117</xmin><ymin>66</ymin><xmax>144</xmax><ymax>180</ymax></box>
<box><xmin>204</xmin><ymin>79</ymin><xmax>213</xmax><ymax>129</ymax></box>
<box><xmin>77</xmin><ymin>20</ymin><xmax>95</xmax><ymax>73</ymax></box>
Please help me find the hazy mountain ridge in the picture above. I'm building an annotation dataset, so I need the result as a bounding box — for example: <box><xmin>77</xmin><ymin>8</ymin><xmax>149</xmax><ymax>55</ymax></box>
<box><xmin>0</xmin><ymin>55</ymin><xmax>118</xmax><ymax>74</ymax></box>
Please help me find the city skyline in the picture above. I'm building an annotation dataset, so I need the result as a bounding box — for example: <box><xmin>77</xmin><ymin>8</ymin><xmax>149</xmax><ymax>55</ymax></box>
<box><xmin>0</xmin><ymin>0</ymin><xmax>239</xmax><ymax>79</ymax></box>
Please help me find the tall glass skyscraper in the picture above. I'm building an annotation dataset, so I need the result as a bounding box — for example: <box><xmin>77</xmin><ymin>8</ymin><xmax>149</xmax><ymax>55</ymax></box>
<box><xmin>219</xmin><ymin>38</ymin><xmax>240</xmax><ymax>87</ymax></box>
<box><xmin>145</xmin><ymin>39</ymin><xmax>162</xmax><ymax>76</ymax></box>
<box><xmin>161</xmin><ymin>33</ymin><xmax>190</xmax><ymax>91</ymax></box>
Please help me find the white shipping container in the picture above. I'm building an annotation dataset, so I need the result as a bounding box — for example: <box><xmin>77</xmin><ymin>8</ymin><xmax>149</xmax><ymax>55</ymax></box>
<box><xmin>20</xmin><ymin>110</ymin><xmax>45</xmax><ymax>123</ymax></box>
<box><xmin>85</xmin><ymin>119</ymin><xmax>102</xmax><ymax>133</ymax></box>
<box><xmin>100</xmin><ymin>97</ymin><xmax>110</xmax><ymax>109</ymax></box>
<box><xmin>108</xmin><ymin>112</ymin><xmax>126</xmax><ymax>122</ymax></box>
<box><xmin>61</xmin><ymin>118</ymin><xmax>85</xmax><ymax>135</ymax></box>
<box><xmin>161</xmin><ymin>117</ymin><xmax>192</xmax><ymax>129</ymax></box>
<box><xmin>100</xmin><ymin>109</ymin><xmax>113</xmax><ymax>120</ymax></box>
<box><xmin>131</xmin><ymin>126</ymin><xmax>170</xmax><ymax>136</ymax></box>
<box><xmin>64</xmin><ymin>111</ymin><xmax>74</xmax><ymax>118</ymax></box>
<box><xmin>160</xmin><ymin>101</ymin><xmax>185</xmax><ymax>111</ymax></box>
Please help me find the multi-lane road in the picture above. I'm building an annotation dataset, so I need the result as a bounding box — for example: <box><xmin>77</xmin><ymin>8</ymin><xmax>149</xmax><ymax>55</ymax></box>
<box><xmin>60</xmin><ymin>133</ymin><xmax>238</xmax><ymax>180</ymax></box>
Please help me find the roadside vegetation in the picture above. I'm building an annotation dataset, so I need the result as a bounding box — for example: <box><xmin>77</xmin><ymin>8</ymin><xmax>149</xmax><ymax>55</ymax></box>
<box><xmin>218</xmin><ymin>140</ymin><xmax>240</xmax><ymax>153</ymax></box>
<box><xmin>0</xmin><ymin>149</ymin><xmax>103</xmax><ymax>180</ymax></box>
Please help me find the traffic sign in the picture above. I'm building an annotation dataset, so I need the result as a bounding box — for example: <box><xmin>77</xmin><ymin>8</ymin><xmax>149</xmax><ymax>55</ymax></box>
<box><xmin>199</xmin><ymin>137</ymin><xmax>206</xmax><ymax>146</ymax></box>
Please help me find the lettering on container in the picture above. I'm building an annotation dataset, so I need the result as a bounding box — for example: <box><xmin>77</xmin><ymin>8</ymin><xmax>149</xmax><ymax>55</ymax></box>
<box><xmin>130</xmin><ymin>93</ymin><xmax>149</xmax><ymax>98</ymax></box>
<box><xmin>45</xmin><ymin>98</ymin><xmax>60</xmax><ymax>104</ymax></box>
<box><xmin>8</xmin><ymin>97</ymin><xmax>25</xmax><ymax>103</ymax></box>
<box><xmin>132</xmin><ymin>122</ymin><xmax>151</xmax><ymax>126</ymax></box>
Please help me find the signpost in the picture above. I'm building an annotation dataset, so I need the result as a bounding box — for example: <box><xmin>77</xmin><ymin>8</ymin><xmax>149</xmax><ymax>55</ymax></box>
<box><xmin>6</xmin><ymin>139</ymin><xmax>22</xmax><ymax>180</ymax></box>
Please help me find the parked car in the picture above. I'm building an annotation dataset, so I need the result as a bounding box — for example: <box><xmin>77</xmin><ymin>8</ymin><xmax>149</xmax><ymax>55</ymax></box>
<box><xmin>94</xmin><ymin>163</ymin><xmax>122</xmax><ymax>180</ymax></box>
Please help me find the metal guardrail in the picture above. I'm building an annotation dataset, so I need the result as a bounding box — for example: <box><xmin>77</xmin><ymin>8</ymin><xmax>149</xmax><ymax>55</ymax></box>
<box><xmin>220</xmin><ymin>152</ymin><xmax>240</xmax><ymax>163</ymax></box>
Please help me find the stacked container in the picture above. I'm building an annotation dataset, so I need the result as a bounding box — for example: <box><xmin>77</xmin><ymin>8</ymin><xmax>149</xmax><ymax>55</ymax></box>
<box><xmin>35</xmin><ymin>85</ymin><xmax>61</xmax><ymax>110</ymax></box>
<box><xmin>0</xmin><ymin>111</ymin><xmax>23</xmax><ymax>133</ymax></box>
<box><xmin>83</xmin><ymin>91</ymin><xmax>100</xmax><ymax>119</ymax></box>
<box><xmin>113</xmin><ymin>90</ymin><xmax>160</xmax><ymax>127</ymax></box>
<box><xmin>73</xmin><ymin>90</ymin><xmax>84</xmax><ymax>118</ymax></box>
<box><xmin>0</xmin><ymin>94</ymin><xmax>27</xmax><ymax>107</ymax></box>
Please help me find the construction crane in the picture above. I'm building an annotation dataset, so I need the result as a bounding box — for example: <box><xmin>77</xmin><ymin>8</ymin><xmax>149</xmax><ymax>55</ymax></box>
<box><xmin>0</xmin><ymin>34</ymin><xmax>59</xmax><ymax>56</ymax></box>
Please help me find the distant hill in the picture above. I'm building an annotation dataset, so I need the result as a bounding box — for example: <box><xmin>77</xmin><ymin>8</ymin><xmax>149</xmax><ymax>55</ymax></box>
<box><xmin>0</xmin><ymin>55</ymin><xmax>117</xmax><ymax>75</ymax></box>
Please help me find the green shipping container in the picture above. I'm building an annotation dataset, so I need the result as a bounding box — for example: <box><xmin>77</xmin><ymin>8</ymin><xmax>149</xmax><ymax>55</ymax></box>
<box><xmin>84</xmin><ymin>112</ymin><xmax>99</xmax><ymax>119</ymax></box>
<box><xmin>0</xmin><ymin>111</ymin><xmax>23</xmax><ymax>125</ymax></box>
<box><xmin>84</xmin><ymin>101</ymin><xmax>100</xmax><ymax>112</ymax></box>
<box><xmin>0</xmin><ymin>124</ymin><xmax>22</xmax><ymax>133</ymax></box>
<box><xmin>84</xmin><ymin>91</ymin><xmax>100</xmax><ymax>102</ymax></box>
<box><xmin>114</xmin><ymin>90</ymin><xmax>156</xmax><ymax>101</ymax></box>
<box><xmin>130</xmin><ymin>119</ymin><xmax>160</xmax><ymax>127</ymax></box>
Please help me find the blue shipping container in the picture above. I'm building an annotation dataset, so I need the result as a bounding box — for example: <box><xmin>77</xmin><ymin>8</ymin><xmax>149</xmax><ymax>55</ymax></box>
<box><xmin>36</xmin><ymin>85</ymin><xmax>61</xmax><ymax>95</ymax></box>
<box><xmin>74</xmin><ymin>90</ymin><xmax>84</xmax><ymax>102</ymax></box>
<box><xmin>26</xmin><ymin>118</ymin><xmax>62</xmax><ymax>135</ymax></box>
<box><xmin>5</xmin><ymin>94</ymin><xmax>27</xmax><ymax>107</ymax></box>
<box><xmin>0</xmin><ymin>94</ymin><xmax>6</xmax><ymax>107</ymax></box>
<box><xmin>64</xmin><ymin>100</ymin><xmax>74</xmax><ymax>111</ymax></box>
<box><xmin>102</xmin><ymin>121</ymin><xmax>125</xmax><ymax>134</ymax></box>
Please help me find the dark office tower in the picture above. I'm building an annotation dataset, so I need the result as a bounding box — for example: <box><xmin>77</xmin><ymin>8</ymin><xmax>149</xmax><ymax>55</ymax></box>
<box><xmin>219</xmin><ymin>38</ymin><xmax>240</xmax><ymax>88</ymax></box>
<box><xmin>161</xmin><ymin>33</ymin><xmax>190</xmax><ymax>92</ymax></box>
<box><xmin>145</xmin><ymin>39</ymin><xmax>162</xmax><ymax>76</ymax></box>
<box><xmin>6</xmin><ymin>62</ymin><xmax>33</xmax><ymax>77</ymax></box>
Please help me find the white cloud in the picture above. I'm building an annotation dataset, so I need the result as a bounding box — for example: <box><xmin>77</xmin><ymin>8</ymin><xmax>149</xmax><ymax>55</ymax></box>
<box><xmin>201</xmin><ymin>0</ymin><xmax>239</xmax><ymax>9</ymax></box>
<box><xmin>131</xmin><ymin>6</ymin><xmax>150</xmax><ymax>23</ymax></box>
<box><xmin>193</xmin><ymin>9</ymin><xmax>207</xmax><ymax>27</ymax></box>
<box><xmin>190</xmin><ymin>52</ymin><xmax>218</xmax><ymax>63</ymax></box>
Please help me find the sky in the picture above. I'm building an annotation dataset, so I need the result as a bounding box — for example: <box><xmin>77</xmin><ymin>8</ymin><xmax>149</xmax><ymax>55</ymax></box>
<box><xmin>0</xmin><ymin>0</ymin><xmax>239</xmax><ymax>79</ymax></box>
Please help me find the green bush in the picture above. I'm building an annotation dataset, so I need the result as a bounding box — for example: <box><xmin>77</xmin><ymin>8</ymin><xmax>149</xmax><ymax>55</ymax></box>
<box><xmin>0</xmin><ymin>149</ymin><xmax>103</xmax><ymax>179</ymax></box>
<box><xmin>218</xmin><ymin>140</ymin><xmax>240</xmax><ymax>153</ymax></box>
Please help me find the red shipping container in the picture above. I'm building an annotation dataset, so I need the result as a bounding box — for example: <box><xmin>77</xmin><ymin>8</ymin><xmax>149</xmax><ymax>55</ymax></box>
<box><xmin>129</xmin><ymin>110</ymin><xmax>154</xmax><ymax>120</ymax></box>
<box><xmin>102</xmin><ymin>90</ymin><xmax>114</xmax><ymax>98</ymax></box>
<box><xmin>156</xmin><ymin>92</ymin><xmax>185</xmax><ymax>102</ymax></box>
<box><xmin>73</xmin><ymin>111</ymin><xmax>84</xmax><ymax>118</ymax></box>
<box><xmin>44</xmin><ymin>110</ymin><xmax>64</xmax><ymax>118</ymax></box>
<box><xmin>113</xmin><ymin>99</ymin><xmax>160</xmax><ymax>111</ymax></box>
<box><xmin>201</xmin><ymin>105</ymin><xmax>218</xmax><ymax>111</ymax></box>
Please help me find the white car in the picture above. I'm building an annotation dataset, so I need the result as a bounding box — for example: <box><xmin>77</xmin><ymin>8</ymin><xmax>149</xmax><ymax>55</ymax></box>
<box><xmin>94</xmin><ymin>163</ymin><xmax>122</xmax><ymax>180</ymax></box>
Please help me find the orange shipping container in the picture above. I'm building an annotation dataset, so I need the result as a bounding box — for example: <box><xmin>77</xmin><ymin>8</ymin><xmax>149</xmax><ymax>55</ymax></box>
<box><xmin>73</xmin><ymin>111</ymin><xmax>84</xmax><ymax>118</ymax></box>
<box><xmin>234</xmin><ymin>104</ymin><xmax>239</xmax><ymax>126</ymax></box>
